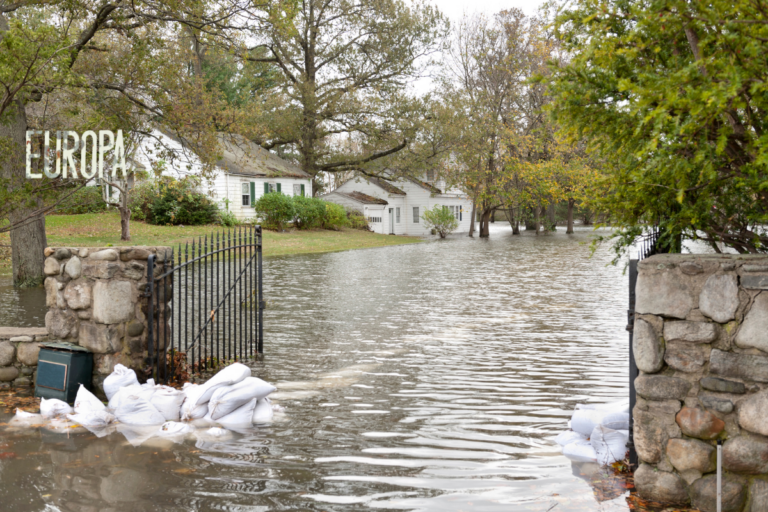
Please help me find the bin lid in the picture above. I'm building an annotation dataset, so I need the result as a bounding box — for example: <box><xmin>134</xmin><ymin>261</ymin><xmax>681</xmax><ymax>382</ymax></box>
<box><xmin>40</xmin><ymin>341</ymin><xmax>91</xmax><ymax>353</ymax></box>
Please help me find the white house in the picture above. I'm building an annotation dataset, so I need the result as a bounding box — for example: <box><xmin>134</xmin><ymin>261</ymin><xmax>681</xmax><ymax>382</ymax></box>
<box><xmin>132</xmin><ymin>130</ymin><xmax>313</xmax><ymax>221</ymax></box>
<box><xmin>324</xmin><ymin>174</ymin><xmax>472</xmax><ymax>236</ymax></box>
<box><xmin>321</xmin><ymin>190</ymin><xmax>388</xmax><ymax>234</ymax></box>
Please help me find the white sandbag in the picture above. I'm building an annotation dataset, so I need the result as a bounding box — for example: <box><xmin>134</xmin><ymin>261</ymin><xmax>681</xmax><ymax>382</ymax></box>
<box><xmin>114</xmin><ymin>394</ymin><xmax>166</xmax><ymax>426</ymax></box>
<box><xmin>252</xmin><ymin>398</ymin><xmax>274</xmax><ymax>423</ymax></box>
<box><xmin>66</xmin><ymin>410</ymin><xmax>115</xmax><ymax>428</ymax></box>
<box><xmin>208</xmin><ymin>377</ymin><xmax>276</xmax><ymax>420</ymax></box>
<box><xmin>10</xmin><ymin>409</ymin><xmax>46</xmax><ymax>427</ymax></box>
<box><xmin>212</xmin><ymin>397</ymin><xmax>257</xmax><ymax>427</ymax></box>
<box><xmin>195</xmin><ymin>363</ymin><xmax>251</xmax><ymax>406</ymax></box>
<box><xmin>102</xmin><ymin>364</ymin><xmax>140</xmax><ymax>401</ymax></box>
<box><xmin>40</xmin><ymin>398</ymin><xmax>73</xmax><ymax>418</ymax></box>
<box><xmin>590</xmin><ymin>425</ymin><xmax>628</xmax><ymax>466</ymax></box>
<box><xmin>74</xmin><ymin>384</ymin><xmax>106</xmax><ymax>414</ymax></box>
<box><xmin>108</xmin><ymin>384</ymin><xmax>141</xmax><ymax>410</ymax></box>
<box><xmin>180</xmin><ymin>384</ymin><xmax>209</xmax><ymax>420</ymax></box>
<box><xmin>554</xmin><ymin>430</ymin><xmax>587</xmax><ymax>447</ymax></box>
<box><xmin>116</xmin><ymin>424</ymin><xmax>159</xmax><ymax>447</ymax></box>
<box><xmin>562</xmin><ymin>439</ymin><xmax>598</xmax><ymax>463</ymax></box>
<box><xmin>150</xmin><ymin>387</ymin><xmax>185</xmax><ymax>421</ymax></box>
<box><xmin>601</xmin><ymin>412</ymin><xmax>630</xmax><ymax>431</ymax></box>
<box><xmin>157</xmin><ymin>421</ymin><xmax>195</xmax><ymax>437</ymax></box>
<box><xmin>571</xmin><ymin>409</ymin><xmax>613</xmax><ymax>437</ymax></box>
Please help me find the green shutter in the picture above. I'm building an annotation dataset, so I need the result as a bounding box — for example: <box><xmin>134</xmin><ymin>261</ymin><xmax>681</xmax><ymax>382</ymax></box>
<box><xmin>250</xmin><ymin>182</ymin><xmax>255</xmax><ymax>204</ymax></box>
<box><xmin>300</xmin><ymin>184</ymin><xmax>305</xmax><ymax>196</ymax></box>
<box><xmin>276</xmin><ymin>183</ymin><xmax>281</xmax><ymax>193</ymax></box>
<box><xmin>264</xmin><ymin>182</ymin><xmax>269</xmax><ymax>195</ymax></box>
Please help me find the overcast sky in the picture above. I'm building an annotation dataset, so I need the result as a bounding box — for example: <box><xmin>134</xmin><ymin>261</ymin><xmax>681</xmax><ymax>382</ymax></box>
<box><xmin>431</xmin><ymin>0</ymin><xmax>547</xmax><ymax>22</ymax></box>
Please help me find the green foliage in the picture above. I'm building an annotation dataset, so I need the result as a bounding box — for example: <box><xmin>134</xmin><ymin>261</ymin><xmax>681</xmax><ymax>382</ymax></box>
<box><xmin>547</xmin><ymin>0</ymin><xmax>768</xmax><ymax>255</ymax></box>
<box><xmin>150</xmin><ymin>178</ymin><xmax>218</xmax><ymax>226</ymax></box>
<box><xmin>128</xmin><ymin>182</ymin><xmax>158</xmax><ymax>222</ymax></box>
<box><xmin>347</xmin><ymin>210</ymin><xmax>369</xmax><ymax>230</ymax></box>
<box><xmin>254</xmin><ymin>192</ymin><xmax>295</xmax><ymax>230</ymax></box>
<box><xmin>54</xmin><ymin>186</ymin><xmax>107</xmax><ymax>215</ymax></box>
<box><xmin>321</xmin><ymin>202</ymin><xmax>349</xmax><ymax>230</ymax></box>
<box><xmin>292</xmin><ymin>195</ymin><xmax>326</xmax><ymax>229</ymax></box>
<box><xmin>422</xmin><ymin>205</ymin><xmax>459</xmax><ymax>238</ymax></box>
<box><xmin>218</xmin><ymin>207</ymin><xmax>240</xmax><ymax>227</ymax></box>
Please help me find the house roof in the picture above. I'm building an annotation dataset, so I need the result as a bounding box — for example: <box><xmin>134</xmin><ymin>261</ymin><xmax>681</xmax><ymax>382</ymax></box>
<box><xmin>216</xmin><ymin>134</ymin><xmax>310</xmax><ymax>179</ymax></box>
<box><xmin>406</xmin><ymin>177</ymin><xmax>442</xmax><ymax>194</ymax></box>
<box><xmin>335</xmin><ymin>191</ymin><xmax>388</xmax><ymax>205</ymax></box>
<box><xmin>369</xmin><ymin>177</ymin><xmax>406</xmax><ymax>195</ymax></box>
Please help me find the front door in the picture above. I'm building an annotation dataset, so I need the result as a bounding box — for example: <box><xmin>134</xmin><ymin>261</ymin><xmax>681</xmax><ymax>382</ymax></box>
<box><xmin>388</xmin><ymin>208</ymin><xmax>394</xmax><ymax>234</ymax></box>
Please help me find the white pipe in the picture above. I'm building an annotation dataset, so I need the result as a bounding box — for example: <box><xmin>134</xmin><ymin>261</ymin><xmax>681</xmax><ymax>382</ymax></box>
<box><xmin>717</xmin><ymin>439</ymin><xmax>722</xmax><ymax>512</ymax></box>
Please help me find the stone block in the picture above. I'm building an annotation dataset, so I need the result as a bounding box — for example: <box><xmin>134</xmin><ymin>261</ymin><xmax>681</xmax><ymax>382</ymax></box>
<box><xmin>0</xmin><ymin>366</ymin><xmax>19</xmax><ymax>382</ymax></box>
<box><xmin>9</xmin><ymin>336</ymin><xmax>32</xmax><ymax>343</ymax></box>
<box><xmin>82</xmin><ymin>263</ymin><xmax>119</xmax><ymax>279</ymax></box>
<box><xmin>63</xmin><ymin>279</ymin><xmax>92</xmax><ymax>310</ymax></box>
<box><xmin>699</xmin><ymin>274</ymin><xmax>740</xmax><ymax>323</ymax></box>
<box><xmin>123</xmin><ymin>261</ymin><xmax>145</xmax><ymax>281</ymax></box>
<box><xmin>699</xmin><ymin>395</ymin><xmax>734</xmax><ymax>414</ymax></box>
<box><xmin>634</xmin><ymin>318</ymin><xmax>665</xmax><ymax>373</ymax></box>
<box><xmin>53</xmin><ymin>248</ymin><xmax>71</xmax><ymax>260</ymax></box>
<box><xmin>45</xmin><ymin>309</ymin><xmax>77</xmax><ymax>339</ymax></box>
<box><xmin>663</xmin><ymin>321</ymin><xmax>717</xmax><ymax>343</ymax></box>
<box><xmin>742</xmin><ymin>275</ymin><xmax>768</xmax><ymax>290</ymax></box>
<box><xmin>44</xmin><ymin>257</ymin><xmax>60</xmax><ymax>276</ymax></box>
<box><xmin>634</xmin><ymin>463</ymin><xmax>690</xmax><ymax>505</ymax></box>
<box><xmin>16</xmin><ymin>343</ymin><xmax>40</xmax><ymax>366</ymax></box>
<box><xmin>700</xmin><ymin>376</ymin><xmax>746</xmax><ymax>394</ymax></box>
<box><xmin>723</xmin><ymin>435</ymin><xmax>768</xmax><ymax>474</ymax></box>
<box><xmin>664</xmin><ymin>341</ymin><xmax>709</xmax><ymax>373</ymax></box>
<box><xmin>89</xmin><ymin>249</ymin><xmax>119</xmax><ymax>261</ymax></box>
<box><xmin>0</xmin><ymin>341</ymin><xmax>15</xmax><ymax>366</ymax></box>
<box><xmin>748</xmin><ymin>479</ymin><xmax>768</xmax><ymax>512</ymax></box>
<box><xmin>634</xmin><ymin>409</ymin><xmax>667</xmax><ymax>463</ymax></box>
<box><xmin>120</xmin><ymin>248</ymin><xmax>150</xmax><ymax>261</ymax></box>
<box><xmin>78</xmin><ymin>248</ymin><xmax>89</xmax><ymax>258</ymax></box>
<box><xmin>64</xmin><ymin>256</ymin><xmax>82</xmax><ymax>279</ymax></box>
<box><xmin>94</xmin><ymin>353</ymin><xmax>122</xmax><ymax>376</ymax></box>
<box><xmin>77</xmin><ymin>310</ymin><xmax>91</xmax><ymax>320</ymax></box>
<box><xmin>738</xmin><ymin>390</ymin><xmax>768</xmax><ymax>436</ymax></box>
<box><xmin>92</xmin><ymin>281</ymin><xmax>134</xmax><ymax>324</ymax></box>
<box><xmin>666</xmin><ymin>438</ymin><xmax>715</xmax><ymax>473</ymax></box>
<box><xmin>44</xmin><ymin>247</ymin><xmax>54</xmax><ymax>257</ymax></box>
<box><xmin>736</xmin><ymin>292</ymin><xmax>768</xmax><ymax>353</ymax></box>
<box><xmin>126</xmin><ymin>320</ymin><xmax>144</xmax><ymax>337</ymax></box>
<box><xmin>680</xmin><ymin>261</ymin><xmax>705</xmax><ymax>275</ymax></box>
<box><xmin>79</xmin><ymin>323</ymin><xmax>124</xmax><ymax>354</ymax></box>
<box><xmin>13</xmin><ymin>376</ymin><xmax>31</xmax><ymax>387</ymax></box>
<box><xmin>636</xmin><ymin>272</ymin><xmax>695</xmax><ymax>319</ymax></box>
<box><xmin>636</xmin><ymin>375</ymin><xmax>692</xmax><ymax>401</ymax></box>
<box><xmin>710</xmin><ymin>349</ymin><xmax>768</xmax><ymax>383</ymax></box>
<box><xmin>691</xmin><ymin>474</ymin><xmax>746</xmax><ymax>512</ymax></box>
<box><xmin>676</xmin><ymin>406</ymin><xmax>725</xmax><ymax>440</ymax></box>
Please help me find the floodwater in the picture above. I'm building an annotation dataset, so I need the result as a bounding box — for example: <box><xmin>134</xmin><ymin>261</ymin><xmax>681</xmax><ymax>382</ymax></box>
<box><xmin>0</xmin><ymin>225</ymin><xmax>635</xmax><ymax>511</ymax></box>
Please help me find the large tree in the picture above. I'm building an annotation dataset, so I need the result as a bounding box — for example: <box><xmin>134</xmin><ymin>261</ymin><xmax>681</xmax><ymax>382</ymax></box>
<box><xmin>243</xmin><ymin>0</ymin><xmax>448</xmax><ymax>191</ymax></box>
<box><xmin>548</xmin><ymin>0</ymin><xmax>768</xmax><ymax>255</ymax></box>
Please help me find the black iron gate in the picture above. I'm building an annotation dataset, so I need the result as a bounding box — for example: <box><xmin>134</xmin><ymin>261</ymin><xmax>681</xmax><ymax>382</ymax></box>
<box><xmin>144</xmin><ymin>226</ymin><xmax>264</xmax><ymax>383</ymax></box>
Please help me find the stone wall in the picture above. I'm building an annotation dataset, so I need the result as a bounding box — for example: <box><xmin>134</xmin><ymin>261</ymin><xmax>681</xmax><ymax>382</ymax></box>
<box><xmin>43</xmin><ymin>246</ymin><xmax>171</xmax><ymax>392</ymax></box>
<box><xmin>0</xmin><ymin>327</ymin><xmax>49</xmax><ymax>389</ymax></box>
<box><xmin>633</xmin><ymin>254</ymin><xmax>768</xmax><ymax>512</ymax></box>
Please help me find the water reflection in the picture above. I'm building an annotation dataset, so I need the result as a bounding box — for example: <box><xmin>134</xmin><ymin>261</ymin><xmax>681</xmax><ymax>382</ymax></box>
<box><xmin>1</xmin><ymin>225</ymin><xmax>639</xmax><ymax>511</ymax></box>
<box><xmin>0</xmin><ymin>278</ymin><xmax>46</xmax><ymax>327</ymax></box>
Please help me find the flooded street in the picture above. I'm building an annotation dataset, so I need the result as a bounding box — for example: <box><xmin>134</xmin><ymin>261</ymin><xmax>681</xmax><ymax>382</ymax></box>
<box><xmin>0</xmin><ymin>225</ymin><xmax>634</xmax><ymax>511</ymax></box>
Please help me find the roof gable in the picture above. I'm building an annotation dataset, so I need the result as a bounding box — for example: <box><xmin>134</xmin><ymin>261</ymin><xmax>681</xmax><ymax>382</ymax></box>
<box><xmin>216</xmin><ymin>134</ymin><xmax>310</xmax><ymax>179</ymax></box>
<box><xmin>369</xmin><ymin>177</ymin><xmax>406</xmax><ymax>195</ymax></box>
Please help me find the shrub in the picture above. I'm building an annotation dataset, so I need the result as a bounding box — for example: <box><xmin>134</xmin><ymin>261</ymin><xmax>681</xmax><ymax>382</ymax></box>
<box><xmin>254</xmin><ymin>192</ymin><xmax>295</xmax><ymax>230</ymax></box>
<box><xmin>293</xmin><ymin>195</ymin><xmax>326</xmax><ymax>229</ymax></box>
<box><xmin>322</xmin><ymin>202</ymin><xmax>349</xmax><ymax>230</ymax></box>
<box><xmin>348</xmin><ymin>210</ymin><xmax>369</xmax><ymax>230</ymax></box>
<box><xmin>150</xmin><ymin>177</ymin><xmax>218</xmax><ymax>225</ymax></box>
<box><xmin>219</xmin><ymin>207</ymin><xmax>239</xmax><ymax>227</ymax></box>
<box><xmin>422</xmin><ymin>205</ymin><xmax>459</xmax><ymax>238</ymax></box>
<box><xmin>129</xmin><ymin>181</ymin><xmax>158</xmax><ymax>221</ymax></box>
<box><xmin>55</xmin><ymin>186</ymin><xmax>107</xmax><ymax>215</ymax></box>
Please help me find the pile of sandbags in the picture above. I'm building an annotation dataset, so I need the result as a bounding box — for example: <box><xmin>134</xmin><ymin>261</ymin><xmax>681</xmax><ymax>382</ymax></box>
<box><xmin>555</xmin><ymin>399</ymin><xmax>630</xmax><ymax>466</ymax></box>
<box><xmin>10</xmin><ymin>362</ymin><xmax>280</xmax><ymax>443</ymax></box>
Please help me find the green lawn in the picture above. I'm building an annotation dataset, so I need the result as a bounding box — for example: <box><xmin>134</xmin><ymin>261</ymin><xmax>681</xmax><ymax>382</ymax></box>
<box><xmin>0</xmin><ymin>212</ymin><xmax>423</xmax><ymax>275</ymax></box>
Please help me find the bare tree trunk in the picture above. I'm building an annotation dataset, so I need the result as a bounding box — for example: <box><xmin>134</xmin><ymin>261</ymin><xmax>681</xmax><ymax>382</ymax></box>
<box><xmin>566</xmin><ymin>198</ymin><xmax>575</xmax><ymax>234</ymax></box>
<box><xmin>547</xmin><ymin>202</ymin><xmax>556</xmax><ymax>232</ymax></box>
<box><xmin>1</xmin><ymin>98</ymin><xmax>47</xmax><ymax>286</ymax></box>
<box><xmin>524</xmin><ymin>207</ymin><xmax>536</xmax><ymax>230</ymax></box>
<box><xmin>504</xmin><ymin>209</ymin><xmax>520</xmax><ymax>235</ymax></box>
<box><xmin>119</xmin><ymin>207</ymin><xmax>131</xmax><ymax>241</ymax></box>
<box><xmin>479</xmin><ymin>208</ymin><xmax>492</xmax><ymax>237</ymax></box>
<box><xmin>468</xmin><ymin>199</ymin><xmax>476</xmax><ymax>237</ymax></box>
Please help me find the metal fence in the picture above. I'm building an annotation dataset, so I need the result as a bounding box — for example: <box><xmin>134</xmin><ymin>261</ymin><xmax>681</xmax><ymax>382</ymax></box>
<box><xmin>144</xmin><ymin>226</ymin><xmax>264</xmax><ymax>383</ymax></box>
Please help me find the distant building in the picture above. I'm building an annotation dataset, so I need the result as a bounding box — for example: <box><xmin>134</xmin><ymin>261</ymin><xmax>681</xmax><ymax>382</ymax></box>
<box><xmin>322</xmin><ymin>174</ymin><xmax>472</xmax><ymax>235</ymax></box>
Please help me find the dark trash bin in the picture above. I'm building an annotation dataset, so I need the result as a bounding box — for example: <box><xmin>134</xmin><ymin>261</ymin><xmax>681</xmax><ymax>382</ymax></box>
<box><xmin>34</xmin><ymin>342</ymin><xmax>93</xmax><ymax>404</ymax></box>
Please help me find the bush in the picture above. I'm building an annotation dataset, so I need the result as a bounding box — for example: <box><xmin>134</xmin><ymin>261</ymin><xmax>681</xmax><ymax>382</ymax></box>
<box><xmin>254</xmin><ymin>192</ymin><xmax>295</xmax><ymax>230</ymax></box>
<box><xmin>129</xmin><ymin>181</ymin><xmax>158</xmax><ymax>221</ymax></box>
<box><xmin>219</xmin><ymin>207</ymin><xmax>239</xmax><ymax>227</ymax></box>
<box><xmin>422</xmin><ymin>205</ymin><xmax>459</xmax><ymax>238</ymax></box>
<box><xmin>150</xmin><ymin>177</ymin><xmax>218</xmax><ymax>225</ymax></box>
<box><xmin>55</xmin><ymin>186</ymin><xmax>107</xmax><ymax>215</ymax></box>
<box><xmin>347</xmin><ymin>210</ymin><xmax>369</xmax><ymax>230</ymax></box>
<box><xmin>293</xmin><ymin>195</ymin><xmax>326</xmax><ymax>229</ymax></box>
<box><xmin>322</xmin><ymin>202</ymin><xmax>349</xmax><ymax>230</ymax></box>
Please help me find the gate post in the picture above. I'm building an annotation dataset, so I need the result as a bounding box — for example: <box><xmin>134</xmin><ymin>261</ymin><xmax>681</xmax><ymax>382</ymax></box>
<box><xmin>627</xmin><ymin>258</ymin><xmax>639</xmax><ymax>467</ymax></box>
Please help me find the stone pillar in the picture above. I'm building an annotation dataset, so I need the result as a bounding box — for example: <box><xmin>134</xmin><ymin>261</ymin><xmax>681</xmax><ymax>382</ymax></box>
<box><xmin>633</xmin><ymin>254</ymin><xmax>768</xmax><ymax>512</ymax></box>
<box><xmin>43</xmin><ymin>246</ymin><xmax>172</xmax><ymax>393</ymax></box>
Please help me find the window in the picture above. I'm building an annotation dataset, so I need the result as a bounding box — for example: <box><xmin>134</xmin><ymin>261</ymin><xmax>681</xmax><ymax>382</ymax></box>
<box><xmin>242</xmin><ymin>183</ymin><xmax>250</xmax><ymax>206</ymax></box>
<box><xmin>413</xmin><ymin>206</ymin><xmax>419</xmax><ymax>223</ymax></box>
<box><xmin>426</xmin><ymin>169</ymin><xmax>435</xmax><ymax>181</ymax></box>
<box><xmin>264</xmin><ymin>182</ymin><xmax>277</xmax><ymax>194</ymax></box>
<box><xmin>396</xmin><ymin>207</ymin><xmax>400</xmax><ymax>223</ymax></box>
<box><xmin>367</xmin><ymin>216</ymin><xmax>382</xmax><ymax>223</ymax></box>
